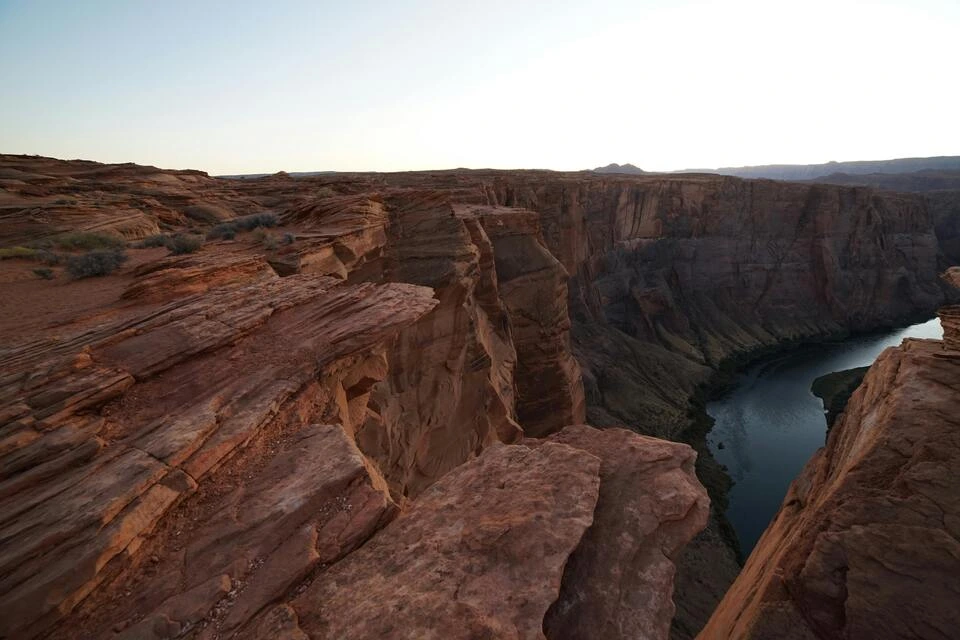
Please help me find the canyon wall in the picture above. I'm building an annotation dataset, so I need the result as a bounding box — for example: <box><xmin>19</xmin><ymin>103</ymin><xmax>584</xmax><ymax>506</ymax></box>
<box><xmin>473</xmin><ymin>174</ymin><xmax>946</xmax><ymax>436</ymax></box>
<box><xmin>0</xmin><ymin>155</ymin><xmax>953</xmax><ymax>639</ymax></box>
<box><xmin>701</xmin><ymin>285</ymin><xmax>960</xmax><ymax>639</ymax></box>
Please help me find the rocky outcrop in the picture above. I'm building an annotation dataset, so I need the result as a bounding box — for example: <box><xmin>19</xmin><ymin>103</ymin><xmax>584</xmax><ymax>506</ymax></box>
<box><xmin>246</xmin><ymin>441</ymin><xmax>601</xmax><ymax>640</ymax></box>
<box><xmin>810</xmin><ymin>366</ymin><xmax>869</xmax><ymax>427</ymax></box>
<box><xmin>535</xmin><ymin>426</ymin><xmax>709</xmax><ymax>640</ymax></box>
<box><xmin>461</xmin><ymin>204</ymin><xmax>586</xmax><ymax>437</ymax></box>
<box><xmin>0</xmin><ymin>273</ymin><xmax>437</xmax><ymax>639</ymax></box>
<box><xmin>700</xmin><ymin>335</ymin><xmax>960</xmax><ymax>639</ymax></box>
<box><xmin>940</xmin><ymin>268</ymin><xmax>960</xmax><ymax>351</ymax></box>
<box><xmin>0</xmin><ymin>154</ymin><xmax>266</xmax><ymax>244</ymax></box>
<box><xmin>350</xmin><ymin>192</ymin><xmax>524</xmax><ymax>499</ymax></box>
<box><xmin>231</xmin><ymin>424</ymin><xmax>709</xmax><ymax>640</ymax></box>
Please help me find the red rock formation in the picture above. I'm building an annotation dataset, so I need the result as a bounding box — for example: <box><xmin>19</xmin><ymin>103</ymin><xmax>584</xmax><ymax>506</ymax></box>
<box><xmin>0</xmin><ymin>275</ymin><xmax>437</xmax><ymax>639</ymax></box>
<box><xmin>700</xmin><ymin>335</ymin><xmax>960</xmax><ymax>639</ymax></box>
<box><xmin>535</xmin><ymin>426</ymin><xmax>709</xmax><ymax>640</ymax></box>
<box><xmin>464</xmin><ymin>203</ymin><xmax>586</xmax><ymax>437</ymax></box>
<box><xmin>245</xmin><ymin>442</ymin><xmax>601</xmax><ymax>640</ymax></box>
<box><xmin>0</xmin><ymin>155</ymin><xmax>952</xmax><ymax>640</ymax></box>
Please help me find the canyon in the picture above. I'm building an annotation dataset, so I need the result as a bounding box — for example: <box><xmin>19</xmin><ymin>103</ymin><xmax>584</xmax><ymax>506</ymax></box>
<box><xmin>0</xmin><ymin>154</ymin><xmax>957</xmax><ymax>639</ymax></box>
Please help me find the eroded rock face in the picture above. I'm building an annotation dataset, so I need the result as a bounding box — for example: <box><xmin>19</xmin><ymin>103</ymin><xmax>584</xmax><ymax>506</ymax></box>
<box><xmin>352</xmin><ymin>192</ymin><xmax>524</xmax><ymax>499</ymax></box>
<box><xmin>476</xmin><ymin>175</ymin><xmax>946</xmax><ymax>436</ymax></box>
<box><xmin>534</xmin><ymin>425</ymin><xmax>709</xmax><ymax>640</ymax></box>
<box><xmin>0</xmin><ymin>273</ymin><xmax>437</xmax><ymax>639</ymax></box>
<box><xmin>244</xmin><ymin>442</ymin><xmax>602</xmax><ymax>640</ymax></box>
<box><xmin>465</xmin><ymin>204</ymin><xmax>586</xmax><ymax>437</ymax></box>
<box><xmin>700</xmin><ymin>337</ymin><xmax>960</xmax><ymax>639</ymax></box>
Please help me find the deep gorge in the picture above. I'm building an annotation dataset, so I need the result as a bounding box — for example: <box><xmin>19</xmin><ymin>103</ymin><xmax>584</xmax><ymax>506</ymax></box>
<box><xmin>0</xmin><ymin>155</ymin><xmax>956</xmax><ymax>639</ymax></box>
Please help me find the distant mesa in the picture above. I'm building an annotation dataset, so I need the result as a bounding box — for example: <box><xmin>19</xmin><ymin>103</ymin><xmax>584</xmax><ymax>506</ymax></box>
<box><xmin>593</xmin><ymin>163</ymin><xmax>645</xmax><ymax>175</ymax></box>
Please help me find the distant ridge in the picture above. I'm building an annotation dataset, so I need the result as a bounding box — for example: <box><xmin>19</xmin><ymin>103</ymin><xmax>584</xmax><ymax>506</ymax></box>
<box><xmin>698</xmin><ymin>156</ymin><xmax>960</xmax><ymax>181</ymax></box>
<box><xmin>593</xmin><ymin>163</ymin><xmax>645</xmax><ymax>175</ymax></box>
<box><xmin>218</xmin><ymin>170</ymin><xmax>338</xmax><ymax>179</ymax></box>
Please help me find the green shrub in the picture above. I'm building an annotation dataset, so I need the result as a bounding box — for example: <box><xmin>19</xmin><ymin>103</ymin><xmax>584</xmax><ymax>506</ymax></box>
<box><xmin>166</xmin><ymin>234</ymin><xmax>203</xmax><ymax>255</ymax></box>
<box><xmin>66</xmin><ymin>249</ymin><xmax>128</xmax><ymax>278</ymax></box>
<box><xmin>206</xmin><ymin>224</ymin><xmax>237</xmax><ymax>240</ymax></box>
<box><xmin>0</xmin><ymin>246</ymin><xmax>37</xmax><ymax>260</ymax></box>
<box><xmin>32</xmin><ymin>267</ymin><xmax>54</xmax><ymax>280</ymax></box>
<box><xmin>236</xmin><ymin>213</ymin><xmax>278</xmax><ymax>231</ymax></box>
<box><xmin>50</xmin><ymin>232</ymin><xmax>124</xmax><ymax>251</ymax></box>
<box><xmin>207</xmin><ymin>213</ymin><xmax>278</xmax><ymax>240</ymax></box>
<box><xmin>137</xmin><ymin>234</ymin><xmax>172</xmax><ymax>248</ymax></box>
<box><xmin>282</xmin><ymin>233</ymin><xmax>295</xmax><ymax>245</ymax></box>
<box><xmin>136</xmin><ymin>233</ymin><xmax>203</xmax><ymax>254</ymax></box>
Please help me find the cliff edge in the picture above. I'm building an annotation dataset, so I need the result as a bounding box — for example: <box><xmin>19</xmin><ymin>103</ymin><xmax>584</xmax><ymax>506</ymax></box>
<box><xmin>700</xmin><ymin>268</ymin><xmax>960</xmax><ymax>639</ymax></box>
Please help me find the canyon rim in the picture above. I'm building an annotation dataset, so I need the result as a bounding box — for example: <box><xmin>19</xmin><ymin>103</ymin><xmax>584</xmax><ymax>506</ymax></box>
<box><xmin>0</xmin><ymin>153</ymin><xmax>958</xmax><ymax>639</ymax></box>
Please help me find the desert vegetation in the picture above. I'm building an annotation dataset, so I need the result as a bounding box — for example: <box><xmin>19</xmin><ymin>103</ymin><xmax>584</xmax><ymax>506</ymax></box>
<box><xmin>65</xmin><ymin>248</ymin><xmax>128</xmax><ymax>278</ymax></box>
<box><xmin>206</xmin><ymin>213</ymin><xmax>278</xmax><ymax>240</ymax></box>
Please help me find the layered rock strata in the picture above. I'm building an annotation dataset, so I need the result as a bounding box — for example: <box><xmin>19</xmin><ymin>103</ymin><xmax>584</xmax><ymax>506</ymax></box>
<box><xmin>0</xmin><ymin>155</ymin><xmax>954</xmax><ymax>639</ymax></box>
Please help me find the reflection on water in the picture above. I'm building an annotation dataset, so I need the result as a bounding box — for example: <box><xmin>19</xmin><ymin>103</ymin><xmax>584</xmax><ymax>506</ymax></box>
<box><xmin>706</xmin><ymin>318</ymin><xmax>943</xmax><ymax>555</ymax></box>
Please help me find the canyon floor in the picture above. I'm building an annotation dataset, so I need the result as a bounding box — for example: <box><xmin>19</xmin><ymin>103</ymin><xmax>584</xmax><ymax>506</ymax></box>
<box><xmin>1</xmin><ymin>154</ymin><xmax>958</xmax><ymax>639</ymax></box>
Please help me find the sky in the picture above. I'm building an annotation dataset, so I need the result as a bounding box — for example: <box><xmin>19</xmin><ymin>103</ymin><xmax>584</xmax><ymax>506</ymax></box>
<box><xmin>1</xmin><ymin>0</ymin><xmax>958</xmax><ymax>175</ymax></box>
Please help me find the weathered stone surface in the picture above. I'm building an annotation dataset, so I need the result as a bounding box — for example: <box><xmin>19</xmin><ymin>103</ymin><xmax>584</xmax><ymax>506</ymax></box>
<box><xmin>0</xmin><ymin>273</ymin><xmax>436</xmax><ymax>639</ymax></box>
<box><xmin>941</xmin><ymin>268</ymin><xmax>960</xmax><ymax>350</ymax></box>
<box><xmin>463</xmin><ymin>204</ymin><xmax>586</xmax><ymax>437</ymax></box>
<box><xmin>533</xmin><ymin>425</ymin><xmax>709</xmax><ymax>640</ymax></box>
<box><xmin>110</xmin><ymin>424</ymin><xmax>396</xmax><ymax>640</ymax></box>
<box><xmin>122</xmin><ymin>253</ymin><xmax>277</xmax><ymax>302</ymax></box>
<box><xmin>0</xmin><ymin>154</ymin><xmax>262</xmax><ymax>246</ymax></box>
<box><xmin>701</xmin><ymin>337</ymin><xmax>960</xmax><ymax>639</ymax></box>
<box><xmin>354</xmin><ymin>192</ymin><xmax>523</xmax><ymax>499</ymax></box>
<box><xmin>246</xmin><ymin>442</ymin><xmax>601</xmax><ymax>640</ymax></box>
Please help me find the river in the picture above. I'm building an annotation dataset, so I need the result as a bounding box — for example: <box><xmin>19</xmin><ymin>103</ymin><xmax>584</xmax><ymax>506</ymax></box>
<box><xmin>706</xmin><ymin>318</ymin><xmax>943</xmax><ymax>555</ymax></box>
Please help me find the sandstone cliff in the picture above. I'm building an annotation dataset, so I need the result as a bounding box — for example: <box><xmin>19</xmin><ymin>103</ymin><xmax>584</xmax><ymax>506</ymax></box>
<box><xmin>0</xmin><ymin>155</ymin><xmax>952</xmax><ymax>639</ymax></box>
<box><xmin>700</xmin><ymin>276</ymin><xmax>960</xmax><ymax>639</ymax></box>
<box><xmin>0</xmin><ymin>156</ymin><xmax>704</xmax><ymax>639</ymax></box>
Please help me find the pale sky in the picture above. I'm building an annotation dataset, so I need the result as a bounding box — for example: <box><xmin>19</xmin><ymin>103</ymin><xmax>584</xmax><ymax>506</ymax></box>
<box><xmin>1</xmin><ymin>0</ymin><xmax>958</xmax><ymax>175</ymax></box>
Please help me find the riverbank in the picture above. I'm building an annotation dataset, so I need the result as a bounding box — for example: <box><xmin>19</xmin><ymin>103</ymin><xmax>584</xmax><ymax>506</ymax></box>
<box><xmin>699</xmin><ymin>316</ymin><xmax>942</xmax><ymax>555</ymax></box>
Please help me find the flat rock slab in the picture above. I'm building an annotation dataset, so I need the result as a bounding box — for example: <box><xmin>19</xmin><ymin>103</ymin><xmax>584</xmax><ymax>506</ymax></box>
<box><xmin>249</xmin><ymin>442</ymin><xmax>601</xmax><ymax>640</ymax></box>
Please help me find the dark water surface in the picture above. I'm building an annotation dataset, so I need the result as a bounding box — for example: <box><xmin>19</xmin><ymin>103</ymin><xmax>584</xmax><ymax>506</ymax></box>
<box><xmin>706</xmin><ymin>318</ymin><xmax>943</xmax><ymax>555</ymax></box>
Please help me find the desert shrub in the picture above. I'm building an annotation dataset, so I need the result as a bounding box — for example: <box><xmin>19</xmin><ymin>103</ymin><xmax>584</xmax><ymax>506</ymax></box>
<box><xmin>235</xmin><ymin>213</ymin><xmax>278</xmax><ymax>231</ymax></box>
<box><xmin>137</xmin><ymin>234</ymin><xmax>172</xmax><ymax>248</ymax></box>
<box><xmin>66</xmin><ymin>249</ymin><xmax>128</xmax><ymax>278</ymax></box>
<box><xmin>166</xmin><ymin>234</ymin><xmax>204</xmax><ymax>255</ymax></box>
<box><xmin>206</xmin><ymin>222</ymin><xmax>238</xmax><ymax>240</ymax></box>
<box><xmin>207</xmin><ymin>213</ymin><xmax>278</xmax><ymax>240</ymax></box>
<box><xmin>32</xmin><ymin>267</ymin><xmax>54</xmax><ymax>280</ymax></box>
<box><xmin>34</xmin><ymin>249</ymin><xmax>63</xmax><ymax>265</ymax></box>
<box><xmin>0</xmin><ymin>246</ymin><xmax>37</xmax><ymax>260</ymax></box>
<box><xmin>50</xmin><ymin>232</ymin><xmax>124</xmax><ymax>251</ymax></box>
<box><xmin>282</xmin><ymin>232</ymin><xmax>295</xmax><ymax>245</ymax></box>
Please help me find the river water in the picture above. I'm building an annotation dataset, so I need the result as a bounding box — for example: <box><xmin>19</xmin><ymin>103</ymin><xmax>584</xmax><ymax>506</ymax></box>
<box><xmin>706</xmin><ymin>318</ymin><xmax>943</xmax><ymax>555</ymax></box>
